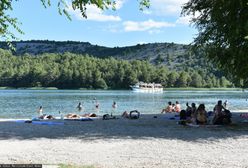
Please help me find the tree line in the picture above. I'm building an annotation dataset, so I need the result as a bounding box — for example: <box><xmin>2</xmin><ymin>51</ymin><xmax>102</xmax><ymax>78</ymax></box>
<box><xmin>0</xmin><ymin>49</ymin><xmax>234</xmax><ymax>89</ymax></box>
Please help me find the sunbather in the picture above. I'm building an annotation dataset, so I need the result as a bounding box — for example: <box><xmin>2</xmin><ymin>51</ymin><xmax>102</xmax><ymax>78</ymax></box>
<box><xmin>81</xmin><ymin>113</ymin><xmax>97</xmax><ymax>117</ymax></box>
<box><xmin>65</xmin><ymin>113</ymin><xmax>81</xmax><ymax>119</ymax></box>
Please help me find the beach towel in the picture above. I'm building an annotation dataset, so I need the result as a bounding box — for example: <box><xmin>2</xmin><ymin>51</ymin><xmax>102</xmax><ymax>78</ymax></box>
<box><xmin>15</xmin><ymin>120</ymin><xmax>32</xmax><ymax>123</ymax></box>
<box><xmin>32</xmin><ymin>121</ymin><xmax>64</xmax><ymax>125</ymax></box>
<box><xmin>15</xmin><ymin>120</ymin><xmax>64</xmax><ymax>125</ymax></box>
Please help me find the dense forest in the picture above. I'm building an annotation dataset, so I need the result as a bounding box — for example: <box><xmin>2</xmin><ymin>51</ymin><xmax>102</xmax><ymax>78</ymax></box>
<box><xmin>0</xmin><ymin>40</ymin><xmax>218</xmax><ymax>72</ymax></box>
<box><xmin>0</xmin><ymin>49</ymin><xmax>233</xmax><ymax>89</ymax></box>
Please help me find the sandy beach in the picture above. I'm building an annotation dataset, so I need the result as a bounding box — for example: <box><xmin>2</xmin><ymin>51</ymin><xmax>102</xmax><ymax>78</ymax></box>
<box><xmin>0</xmin><ymin>114</ymin><xmax>248</xmax><ymax>168</ymax></box>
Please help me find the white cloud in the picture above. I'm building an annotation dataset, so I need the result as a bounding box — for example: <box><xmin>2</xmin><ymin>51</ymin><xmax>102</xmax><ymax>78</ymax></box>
<box><xmin>176</xmin><ymin>16</ymin><xmax>191</xmax><ymax>25</ymax></box>
<box><xmin>67</xmin><ymin>4</ymin><xmax>121</xmax><ymax>22</ymax></box>
<box><xmin>115</xmin><ymin>0</ymin><xmax>126</xmax><ymax>10</ymax></box>
<box><xmin>176</xmin><ymin>12</ymin><xmax>201</xmax><ymax>25</ymax></box>
<box><xmin>123</xmin><ymin>19</ymin><xmax>175</xmax><ymax>32</ymax></box>
<box><xmin>146</xmin><ymin>0</ymin><xmax>188</xmax><ymax>16</ymax></box>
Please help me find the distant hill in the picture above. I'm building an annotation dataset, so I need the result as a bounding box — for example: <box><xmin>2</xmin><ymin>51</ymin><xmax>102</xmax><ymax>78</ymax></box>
<box><xmin>0</xmin><ymin>40</ymin><xmax>211</xmax><ymax>72</ymax></box>
<box><xmin>0</xmin><ymin>40</ymin><xmax>236</xmax><ymax>88</ymax></box>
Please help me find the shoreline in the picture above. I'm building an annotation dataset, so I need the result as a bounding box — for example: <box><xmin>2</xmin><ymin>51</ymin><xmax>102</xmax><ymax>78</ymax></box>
<box><xmin>0</xmin><ymin>87</ymin><xmax>246</xmax><ymax>91</ymax></box>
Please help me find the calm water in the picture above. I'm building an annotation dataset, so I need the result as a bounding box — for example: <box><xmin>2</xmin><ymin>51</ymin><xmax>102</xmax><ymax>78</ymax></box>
<box><xmin>0</xmin><ymin>89</ymin><xmax>248</xmax><ymax>119</ymax></box>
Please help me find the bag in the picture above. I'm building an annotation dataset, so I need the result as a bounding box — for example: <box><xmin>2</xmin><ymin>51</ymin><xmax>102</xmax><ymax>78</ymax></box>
<box><xmin>103</xmin><ymin>114</ymin><xmax>110</xmax><ymax>120</ymax></box>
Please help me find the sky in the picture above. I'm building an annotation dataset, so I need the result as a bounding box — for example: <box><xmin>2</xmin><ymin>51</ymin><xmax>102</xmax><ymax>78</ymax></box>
<box><xmin>10</xmin><ymin>0</ymin><xmax>197</xmax><ymax>47</ymax></box>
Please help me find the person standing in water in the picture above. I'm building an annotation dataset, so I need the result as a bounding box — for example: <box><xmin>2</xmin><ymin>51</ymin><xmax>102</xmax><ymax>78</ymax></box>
<box><xmin>111</xmin><ymin>101</ymin><xmax>117</xmax><ymax>116</ymax></box>
<box><xmin>223</xmin><ymin>100</ymin><xmax>228</xmax><ymax>109</ymax></box>
<box><xmin>93</xmin><ymin>98</ymin><xmax>100</xmax><ymax>112</ymax></box>
<box><xmin>77</xmin><ymin>102</ymin><xmax>83</xmax><ymax>112</ymax></box>
<box><xmin>112</xmin><ymin>101</ymin><xmax>117</xmax><ymax>109</ymax></box>
<box><xmin>37</xmin><ymin>106</ymin><xmax>43</xmax><ymax>117</ymax></box>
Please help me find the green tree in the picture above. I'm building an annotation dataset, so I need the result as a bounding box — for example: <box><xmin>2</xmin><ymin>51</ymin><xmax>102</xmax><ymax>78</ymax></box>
<box><xmin>190</xmin><ymin>72</ymin><xmax>203</xmax><ymax>88</ymax></box>
<box><xmin>182</xmin><ymin>0</ymin><xmax>248</xmax><ymax>83</ymax></box>
<box><xmin>176</xmin><ymin>71</ymin><xmax>189</xmax><ymax>87</ymax></box>
<box><xmin>220</xmin><ymin>77</ymin><xmax>231</xmax><ymax>88</ymax></box>
<box><xmin>167</xmin><ymin>71</ymin><xmax>179</xmax><ymax>87</ymax></box>
<box><xmin>0</xmin><ymin>49</ymin><xmax>233</xmax><ymax>89</ymax></box>
<box><xmin>154</xmin><ymin>66</ymin><xmax>168</xmax><ymax>87</ymax></box>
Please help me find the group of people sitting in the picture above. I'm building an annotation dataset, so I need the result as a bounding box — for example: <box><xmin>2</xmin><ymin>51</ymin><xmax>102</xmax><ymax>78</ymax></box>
<box><xmin>162</xmin><ymin>100</ymin><xmax>232</xmax><ymax>125</ymax></box>
<box><xmin>161</xmin><ymin>101</ymin><xmax>181</xmax><ymax>113</ymax></box>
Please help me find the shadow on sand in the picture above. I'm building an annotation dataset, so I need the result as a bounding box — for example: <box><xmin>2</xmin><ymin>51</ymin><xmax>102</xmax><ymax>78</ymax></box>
<box><xmin>0</xmin><ymin>114</ymin><xmax>247</xmax><ymax>141</ymax></box>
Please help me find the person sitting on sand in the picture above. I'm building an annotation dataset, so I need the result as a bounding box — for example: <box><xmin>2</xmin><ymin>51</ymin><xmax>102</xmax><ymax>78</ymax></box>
<box><xmin>172</xmin><ymin>103</ymin><xmax>176</xmax><ymax>112</ymax></box>
<box><xmin>212</xmin><ymin>100</ymin><xmax>231</xmax><ymax>125</ymax></box>
<box><xmin>174</xmin><ymin>101</ymin><xmax>181</xmax><ymax>113</ymax></box>
<box><xmin>185</xmin><ymin>102</ymin><xmax>192</xmax><ymax>119</ymax></box>
<box><xmin>186</xmin><ymin>102</ymin><xmax>192</xmax><ymax>113</ymax></box>
<box><xmin>190</xmin><ymin>103</ymin><xmax>197</xmax><ymax>123</ymax></box>
<box><xmin>214</xmin><ymin>100</ymin><xmax>225</xmax><ymax>116</ymax></box>
<box><xmin>213</xmin><ymin>100</ymin><xmax>226</xmax><ymax>122</ymax></box>
<box><xmin>179</xmin><ymin>110</ymin><xmax>192</xmax><ymax>125</ymax></box>
<box><xmin>180</xmin><ymin>110</ymin><xmax>187</xmax><ymax>120</ymax></box>
<box><xmin>195</xmin><ymin>104</ymin><xmax>208</xmax><ymax>125</ymax></box>
<box><xmin>161</xmin><ymin>102</ymin><xmax>173</xmax><ymax>113</ymax></box>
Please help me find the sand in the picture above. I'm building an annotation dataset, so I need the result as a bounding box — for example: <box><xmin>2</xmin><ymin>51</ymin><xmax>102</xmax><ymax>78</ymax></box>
<box><xmin>0</xmin><ymin>114</ymin><xmax>248</xmax><ymax>168</ymax></box>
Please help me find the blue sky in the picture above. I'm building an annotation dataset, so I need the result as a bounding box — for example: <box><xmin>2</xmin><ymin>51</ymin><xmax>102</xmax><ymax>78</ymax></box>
<box><xmin>10</xmin><ymin>0</ymin><xmax>197</xmax><ymax>47</ymax></box>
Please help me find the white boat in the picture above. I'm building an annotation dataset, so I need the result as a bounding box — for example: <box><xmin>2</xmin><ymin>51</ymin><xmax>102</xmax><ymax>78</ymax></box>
<box><xmin>130</xmin><ymin>82</ymin><xmax>163</xmax><ymax>93</ymax></box>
